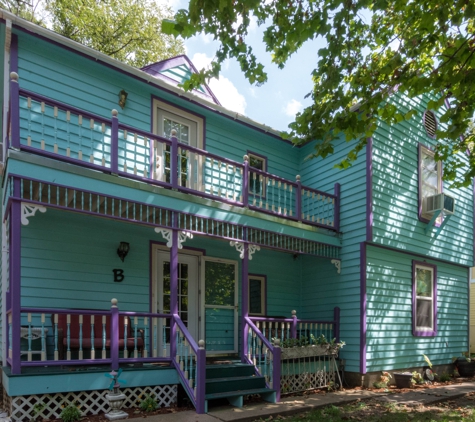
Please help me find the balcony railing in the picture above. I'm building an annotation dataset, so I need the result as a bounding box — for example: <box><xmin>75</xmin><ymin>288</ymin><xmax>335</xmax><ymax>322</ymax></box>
<box><xmin>9</xmin><ymin>73</ymin><xmax>340</xmax><ymax>231</ymax></box>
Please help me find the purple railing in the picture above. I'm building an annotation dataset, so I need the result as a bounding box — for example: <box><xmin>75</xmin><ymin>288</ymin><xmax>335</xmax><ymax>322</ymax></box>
<box><xmin>9</xmin><ymin>76</ymin><xmax>340</xmax><ymax>231</ymax></box>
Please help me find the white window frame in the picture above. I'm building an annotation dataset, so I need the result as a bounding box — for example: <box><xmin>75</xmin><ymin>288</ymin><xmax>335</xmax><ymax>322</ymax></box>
<box><xmin>419</xmin><ymin>144</ymin><xmax>442</xmax><ymax>221</ymax></box>
<box><xmin>152</xmin><ymin>99</ymin><xmax>204</xmax><ymax>188</ymax></box>
<box><xmin>248</xmin><ymin>275</ymin><xmax>266</xmax><ymax>316</ymax></box>
<box><xmin>413</xmin><ymin>261</ymin><xmax>437</xmax><ymax>336</ymax></box>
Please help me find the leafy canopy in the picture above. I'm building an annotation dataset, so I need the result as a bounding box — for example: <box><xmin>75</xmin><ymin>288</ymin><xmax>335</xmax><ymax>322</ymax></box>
<box><xmin>163</xmin><ymin>0</ymin><xmax>475</xmax><ymax>187</ymax></box>
<box><xmin>2</xmin><ymin>0</ymin><xmax>185</xmax><ymax>68</ymax></box>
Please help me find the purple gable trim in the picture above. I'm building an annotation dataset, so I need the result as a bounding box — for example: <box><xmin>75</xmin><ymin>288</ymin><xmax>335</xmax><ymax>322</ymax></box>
<box><xmin>359</xmin><ymin>242</ymin><xmax>366</xmax><ymax>374</ymax></box>
<box><xmin>12</xmin><ymin>24</ymin><xmax>288</xmax><ymax>144</ymax></box>
<box><xmin>412</xmin><ymin>260</ymin><xmax>437</xmax><ymax>337</ymax></box>
<box><xmin>366</xmin><ymin>138</ymin><xmax>373</xmax><ymax>242</ymax></box>
<box><xmin>142</xmin><ymin>55</ymin><xmax>221</xmax><ymax>106</ymax></box>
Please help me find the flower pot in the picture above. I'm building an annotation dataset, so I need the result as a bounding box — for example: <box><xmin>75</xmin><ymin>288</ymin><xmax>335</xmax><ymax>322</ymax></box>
<box><xmin>394</xmin><ymin>372</ymin><xmax>413</xmax><ymax>388</ymax></box>
<box><xmin>456</xmin><ymin>358</ymin><xmax>475</xmax><ymax>377</ymax></box>
<box><xmin>280</xmin><ymin>345</ymin><xmax>337</xmax><ymax>360</ymax></box>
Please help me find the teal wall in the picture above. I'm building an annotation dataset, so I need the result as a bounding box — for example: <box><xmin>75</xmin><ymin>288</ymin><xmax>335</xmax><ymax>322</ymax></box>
<box><xmin>299</xmin><ymin>137</ymin><xmax>367</xmax><ymax>373</ymax></box>
<box><xmin>366</xmin><ymin>245</ymin><xmax>468</xmax><ymax>371</ymax></box>
<box><xmin>14</xmin><ymin>28</ymin><xmax>300</xmax><ymax>183</ymax></box>
<box><xmin>372</xmin><ymin>94</ymin><xmax>473</xmax><ymax>267</ymax></box>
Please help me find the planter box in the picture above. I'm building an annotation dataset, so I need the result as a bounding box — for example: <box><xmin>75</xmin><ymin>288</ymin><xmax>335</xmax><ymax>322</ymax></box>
<box><xmin>394</xmin><ymin>372</ymin><xmax>413</xmax><ymax>388</ymax></box>
<box><xmin>281</xmin><ymin>345</ymin><xmax>337</xmax><ymax>360</ymax></box>
<box><xmin>456</xmin><ymin>359</ymin><xmax>475</xmax><ymax>377</ymax></box>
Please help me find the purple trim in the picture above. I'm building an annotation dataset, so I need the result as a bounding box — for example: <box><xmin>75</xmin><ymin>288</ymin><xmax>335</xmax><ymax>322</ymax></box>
<box><xmin>11</xmin><ymin>34</ymin><xmax>18</xmax><ymax>72</ymax></box>
<box><xmin>169</xmin><ymin>215</ymin><xmax>179</xmax><ymax>358</ymax></box>
<box><xmin>10</xmin><ymin>77</ymin><xmax>20</xmax><ymax>150</ymax></box>
<box><xmin>248</xmin><ymin>273</ymin><xmax>267</xmax><ymax>316</ymax></box>
<box><xmin>10</xmin><ymin>180</ymin><xmax>22</xmax><ymax>374</ymax></box>
<box><xmin>334</xmin><ymin>183</ymin><xmax>341</xmax><ymax>232</ymax></box>
<box><xmin>360</xmin><ymin>242</ymin><xmax>366</xmax><ymax>374</ymax></box>
<box><xmin>241</xmin><ymin>228</ymin><xmax>249</xmax><ymax>362</ymax></box>
<box><xmin>195</xmin><ymin>346</ymin><xmax>206</xmax><ymax>414</ymax></box>
<box><xmin>150</xmin><ymin>94</ymin><xmax>207</xmax><ymax>150</ymax></box>
<box><xmin>422</xmin><ymin>110</ymin><xmax>438</xmax><ymax>139</ymax></box>
<box><xmin>366</xmin><ymin>138</ymin><xmax>373</xmax><ymax>241</ymax></box>
<box><xmin>110</xmin><ymin>302</ymin><xmax>119</xmax><ymax>369</ymax></box>
<box><xmin>412</xmin><ymin>260</ymin><xmax>438</xmax><ymax>337</ymax></box>
<box><xmin>13</xmin><ymin>24</ymin><xmax>289</xmax><ymax>144</ymax></box>
<box><xmin>111</xmin><ymin>112</ymin><xmax>119</xmax><ymax>173</ymax></box>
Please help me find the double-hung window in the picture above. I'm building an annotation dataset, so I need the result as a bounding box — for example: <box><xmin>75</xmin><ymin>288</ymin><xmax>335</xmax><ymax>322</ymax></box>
<box><xmin>248</xmin><ymin>152</ymin><xmax>267</xmax><ymax>197</ymax></box>
<box><xmin>412</xmin><ymin>261</ymin><xmax>437</xmax><ymax>336</ymax></box>
<box><xmin>152</xmin><ymin>99</ymin><xmax>203</xmax><ymax>189</ymax></box>
<box><xmin>249</xmin><ymin>275</ymin><xmax>266</xmax><ymax>316</ymax></box>
<box><xmin>419</xmin><ymin>144</ymin><xmax>442</xmax><ymax>221</ymax></box>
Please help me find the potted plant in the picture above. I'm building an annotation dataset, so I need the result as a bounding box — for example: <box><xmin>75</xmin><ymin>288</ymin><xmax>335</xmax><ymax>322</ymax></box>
<box><xmin>393</xmin><ymin>372</ymin><xmax>413</xmax><ymax>388</ymax></box>
<box><xmin>277</xmin><ymin>334</ymin><xmax>345</xmax><ymax>360</ymax></box>
<box><xmin>453</xmin><ymin>353</ymin><xmax>475</xmax><ymax>377</ymax></box>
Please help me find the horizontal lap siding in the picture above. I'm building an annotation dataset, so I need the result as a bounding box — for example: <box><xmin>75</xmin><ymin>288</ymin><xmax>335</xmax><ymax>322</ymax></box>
<box><xmin>16</xmin><ymin>30</ymin><xmax>300</xmax><ymax>184</ymax></box>
<box><xmin>366</xmin><ymin>245</ymin><xmax>468</xmax><ymax>371</ymax></box>
<box><xmin>299</xmin><ymin>138</ymin><xmax>367</xmax><ymax>373</ymax></box>
<box><xmin>372</xmin><ymin>93</ymin><xmax>473</xmax><ymax>267</ymax></box>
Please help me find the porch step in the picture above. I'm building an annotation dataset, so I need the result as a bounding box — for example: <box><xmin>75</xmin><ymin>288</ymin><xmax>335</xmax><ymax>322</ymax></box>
<box><xmin>204</xmin><ymin>363</ymin><xmax>276</xmax><ymax>412</ymax></box>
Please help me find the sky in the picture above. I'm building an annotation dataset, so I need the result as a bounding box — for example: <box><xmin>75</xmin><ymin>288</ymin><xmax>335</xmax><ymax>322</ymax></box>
<box><xmin>160</xmin><ymin>0</ymin><xmax>325</xmax><ymax>133</ymax></box>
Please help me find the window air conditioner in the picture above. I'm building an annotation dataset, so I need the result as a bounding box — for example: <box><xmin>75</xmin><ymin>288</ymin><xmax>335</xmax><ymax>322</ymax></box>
<box><xmin>423</xmin><ymin>193</ymin><xmax>455</xmax><ymax>215</ymax></box>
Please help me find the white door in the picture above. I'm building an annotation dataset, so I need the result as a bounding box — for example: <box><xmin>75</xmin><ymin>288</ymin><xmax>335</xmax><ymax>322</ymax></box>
<box><xmin>156</xmin><ymin>251</ymin><xmax>199</xmax><ymax>354</ymax></box>
<box><xmin>200</xmin><ymin>258</ymin><xmax>238</xmax><ymax>354</ymax></box>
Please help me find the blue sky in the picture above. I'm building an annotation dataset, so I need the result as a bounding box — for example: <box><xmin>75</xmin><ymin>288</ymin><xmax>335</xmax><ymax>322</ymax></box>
<box><xmin>162</xmin><ymin>0</ymin><xmax>325</xmax><ymax>133</ymax></box>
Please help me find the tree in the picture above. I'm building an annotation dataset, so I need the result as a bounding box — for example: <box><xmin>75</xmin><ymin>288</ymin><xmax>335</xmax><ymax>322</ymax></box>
<box><xmin>2</xmin><ymin>0</ymin><xmax>185</xmax><ymax>68</ymax></box>
<box><xmin>163</xmin><ymin>0</ymin><xmax>475</xmax><ymax>187</ymax></box>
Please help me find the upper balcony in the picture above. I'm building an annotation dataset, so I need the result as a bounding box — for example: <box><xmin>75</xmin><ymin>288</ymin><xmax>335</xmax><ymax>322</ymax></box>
<box><xmin>8</xmin><ymin>73</ymin><xmax>340</xmax><ymax>232</ymax></box>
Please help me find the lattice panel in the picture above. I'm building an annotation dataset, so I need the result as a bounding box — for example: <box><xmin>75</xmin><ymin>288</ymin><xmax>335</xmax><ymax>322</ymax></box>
<box><xmin>2</xmin><ymin>385</ymin><xmax>177</xmax><ymax>421</ymax></box>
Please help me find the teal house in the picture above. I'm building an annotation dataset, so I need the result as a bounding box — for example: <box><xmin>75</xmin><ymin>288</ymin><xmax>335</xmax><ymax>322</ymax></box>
<box><xmin>0</xmin><ymin>9</ymin><xmax>472</xmax><ymax>421</ymax></box>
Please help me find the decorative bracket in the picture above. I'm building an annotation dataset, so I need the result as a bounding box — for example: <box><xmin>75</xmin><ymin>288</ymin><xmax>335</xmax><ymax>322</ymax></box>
<box><xmin>154</xmin><ymin>228</ymin><xmax>193</xmax><ymax>249</ymax></box>
<box><xmin>331</xmin><ymin>259</ymin><xmax>341</xmax><ymax>274</ymax></box>
<box><xmin>230</xmin><ymin>240</ymin><xmax>260</xmax><ymax>260</ymax></box>
<box><xmin>21</xmin><ymin>202</ymin><xmax>46</xmax><ymax>226</ymax></box>
<box><xmin>424</xmin><ymin>210</ymin><xmax>452</xmax><ymax>237</ymax></box>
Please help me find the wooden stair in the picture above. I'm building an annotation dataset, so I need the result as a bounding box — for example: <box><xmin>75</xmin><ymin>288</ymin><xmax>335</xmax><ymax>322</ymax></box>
<box><xmin>204</xmin><ymin>362</ymin><xmax>277</xmax><ymax>412</ymax></box>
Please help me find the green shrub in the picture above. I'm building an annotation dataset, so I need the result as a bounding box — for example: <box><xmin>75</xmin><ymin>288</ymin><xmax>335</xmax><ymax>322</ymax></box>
<box><xmin>139</xmin><ymin>395</ymin><xmax>158</xmax><ymax>412</ymax></box>
<box><xmin>60</xmin><ymin>404</ymin><xmax>81</xmax><ymax>422</ymax></box>
<box><xmin>439</xmin><ymin>372</ymin><xmax>451</xmax><ymax>382</ymax></box>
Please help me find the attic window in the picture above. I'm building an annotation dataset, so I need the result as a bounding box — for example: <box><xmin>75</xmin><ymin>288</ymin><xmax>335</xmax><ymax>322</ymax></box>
<box><xmin>423</xmin><ymin>111</ymin><xmax>437</xmax><ymax>138</ymax></box>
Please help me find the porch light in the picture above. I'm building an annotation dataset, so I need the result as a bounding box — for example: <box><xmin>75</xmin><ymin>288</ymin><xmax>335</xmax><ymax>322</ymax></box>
<box><xmin>118</xmin><ymin>90</ymin><xmax>128</xmax><ymax>109</ymax></box>
<box><xmin>117</xmin><ymin>242</ymin><xmax>130</xmax><ymax>262</ymax></box>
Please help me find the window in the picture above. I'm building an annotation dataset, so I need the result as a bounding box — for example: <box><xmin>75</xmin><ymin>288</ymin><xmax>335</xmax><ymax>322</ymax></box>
<box><xmin>412</xmin><ymin>261</ymin><xmax>437</xmax><ymax>336</ymax></box>
<box><xmin>248</xmin><ymin>152</ymin><xmax>267</xmax><ymax>197</ymax></box>
<box><xmin>249</xmin><ymin>275</ymin><xmax>266</xmax><ymax>316</ymax></box>
<box><xmin>419</xmin><ymin>144</ymin><xmax>442</xmax><ymax>221</ymax></box>
<box><xmin>152</xmin><ymin>99</ymin><xmax>204</xmax><ymax>187</ymax></box>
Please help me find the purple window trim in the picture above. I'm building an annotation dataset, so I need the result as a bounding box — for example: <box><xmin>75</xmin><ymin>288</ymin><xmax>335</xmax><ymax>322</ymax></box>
<box><xmin>418</xmin><ymin>143</ymin><xmax>443</xmax><ymax>226</ymax></box>
<box><xmin>359</xmin><ymin>242</ymin><xmax>367</xmax><ymax>374</ymax></box>
<box><xmin>150</xmin><ymin>94</ymin><xmax>207</xmax><ymax>150</ymax></box>
<box><xmin>422</xmin><ymin>110</ymin><xmax>438</xmax><ymax>140</ymax></box>
<box><xmin>412</xmin><ymin>260</ymin><xmax>438</xmax><ymax>337</ymax></box>
<box><xmin>248</xmin><ymin>274</ymin><xmax>267</xmax><ymax>316</ymax></box>
<box><xmin>366</xmin><ymin>138</ymin><xmax>373</xmax><ymax>242</ymax></box>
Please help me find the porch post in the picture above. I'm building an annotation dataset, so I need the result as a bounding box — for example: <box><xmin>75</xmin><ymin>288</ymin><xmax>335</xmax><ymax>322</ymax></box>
<box><xmin>170</xmin><ymin>214</ymin><xmax>179</xmax><ymax>358</ymax></box>
<box><xmin>10</xmin><ymin>180</ymin><xmax>22</xmax><ymax>374</ymax></box>
<box><xmin>110</xmin><ymin>299</ymin><xmax>119</xmax><ymax>369</ymax></box>
<box><xmin>241</xmin><ymin>228</ymin><xmax>249</xmax><ymax>362</ymax></box>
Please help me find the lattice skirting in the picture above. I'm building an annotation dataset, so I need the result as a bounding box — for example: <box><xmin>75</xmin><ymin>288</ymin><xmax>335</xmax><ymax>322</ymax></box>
<box><xmin>2</xmin><ymin>385</ymin><xmax>177</xmax><ymax>421</ymax></box>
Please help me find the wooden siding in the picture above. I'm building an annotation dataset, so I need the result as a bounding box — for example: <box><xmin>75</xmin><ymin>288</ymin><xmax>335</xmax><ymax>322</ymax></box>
<box><xmin>299</xmin><ymin>137</ymin><xmax>367</xmax><ymax>373</ymax></box>
<box><xmin>366</xmin><ymin>245</ymin><xmax>468</xmax><ymax>372</ymax></box>
<box><xmin>372</xmin><ymin>93</ymin><xmax>473</xmax><ymax>267</ymax></box>
<box><xmin>14</xmin><ymin>29</ymin><xmax>300</xmax><ymax>184</ymax></box>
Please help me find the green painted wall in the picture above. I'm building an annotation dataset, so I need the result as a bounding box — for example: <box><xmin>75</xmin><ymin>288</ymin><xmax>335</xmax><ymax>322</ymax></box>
<box><xmin>372</xmin><ymin>94</ymin><xmax>473</xmax><ymax>267</ymax></box>
<box><xmin>298</xmin><ymin>137</ymin><xmax>367</xmax><ymax>373</ymax></box>
<box><xmin>366</xmin><ymin>244</ymin><xmax>468</xmax><ymax>371</ymax></box>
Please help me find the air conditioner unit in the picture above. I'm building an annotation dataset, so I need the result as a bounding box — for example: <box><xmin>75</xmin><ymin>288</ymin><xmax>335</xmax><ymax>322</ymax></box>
<box><xmin>423</xmin><ymin>193</ymin><xmax>455</xmax><ymax>215</ymax></box>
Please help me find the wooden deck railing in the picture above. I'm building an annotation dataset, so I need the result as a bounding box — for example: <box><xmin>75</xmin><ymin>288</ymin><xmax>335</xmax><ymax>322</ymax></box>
<box><xmin>9</xmin><ymin>73</ymin><xmax>340</xmax><ymax>231</ymax></box>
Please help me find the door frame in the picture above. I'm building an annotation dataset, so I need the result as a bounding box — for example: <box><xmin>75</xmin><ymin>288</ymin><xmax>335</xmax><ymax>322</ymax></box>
<box><xmin>200</xmin><ymin>256</ymin><xmax>239</xmax><ymax>355</ymax></box>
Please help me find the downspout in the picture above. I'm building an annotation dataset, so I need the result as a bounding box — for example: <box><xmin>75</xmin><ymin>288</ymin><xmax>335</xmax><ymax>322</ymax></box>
<box><xmin>1</xmin><ymin>18</ymin><xmax>12</xmax><ymax>367</ymax></box>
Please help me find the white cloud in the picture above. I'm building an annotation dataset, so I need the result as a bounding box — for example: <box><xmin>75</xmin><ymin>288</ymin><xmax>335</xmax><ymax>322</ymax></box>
<box><xmin>284</xmin><ymin>99</ymin><xmax>303</xmax><ymax>117</ymax></box>
<box><xmin>190</xmin><ymin>53</ymin><xmax>247</xmax><ymax>115</ymax></box>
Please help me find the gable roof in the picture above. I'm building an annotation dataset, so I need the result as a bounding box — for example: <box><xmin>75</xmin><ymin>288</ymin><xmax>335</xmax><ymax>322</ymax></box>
<box><xmin>142</xmin><ymin>55</ymin><xmax>221</xmax><ymax>106</ymax></box>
